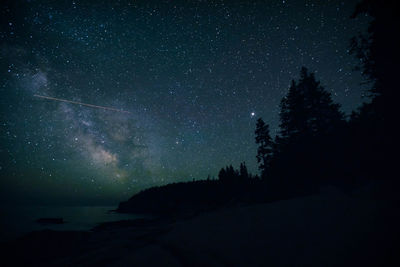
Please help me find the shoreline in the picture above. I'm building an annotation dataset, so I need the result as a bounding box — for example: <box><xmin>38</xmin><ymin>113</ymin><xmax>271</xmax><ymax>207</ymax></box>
<box><xmin>2</xmin><ymin>191</ymin><xmax>399</xmax><ymax>266</ymax></box>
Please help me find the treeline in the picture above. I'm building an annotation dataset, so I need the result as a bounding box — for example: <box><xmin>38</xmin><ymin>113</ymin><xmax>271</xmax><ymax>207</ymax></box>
<box><xmin>118</xmin><ymin>177</ymin><xmax>267</xmax><ymax>215</ymax></box>
<box><xmin>117</xmin><ymin>0</ymin><xmax>398</xmax><ymax>215</ymax></box>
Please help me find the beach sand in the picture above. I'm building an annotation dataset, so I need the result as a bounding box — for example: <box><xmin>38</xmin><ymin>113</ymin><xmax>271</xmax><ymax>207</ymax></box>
<box><xmin>3</xmin><ymin>190</ymin><xmax>399</xmax><ymax>266</ymax></box>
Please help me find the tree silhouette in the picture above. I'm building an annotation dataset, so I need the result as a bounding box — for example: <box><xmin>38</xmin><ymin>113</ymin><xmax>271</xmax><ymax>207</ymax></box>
<box><xmin>256</xmin><ymin>67</ymin><xmax>346</xmax><ymax>193</ymax></box>
<box><xmin>349</xmin><ymin>0</ymin><xmax>398</xmax><ymax>181</ymax></box>
<box><xmin>218</xmin><ymin>167</ymin><xmax>227</xmax><ymax>182</ymax></box>
<box><xmin>239</xmin><ymin>162</ymin><xmax>249</xmax><ymax>180</ymax></box>
<box><xmin>279</xmin><ymin>67</ymin><xmax>344</xmax><ymax>142</ymax></box>
<box><xmin>350</xmin><ymin>0</ymin><xmax>399</xmax><ymax>109</ymax></box>
<box><xmin>218</xmin><ymin>165</ymin><xmax>238</xmax><ymax>183</ymax></box>
<box><xmin>255</xmin><ymin>118</ymin><xmax>274</xmax><ymax>174</ymax></box>
<box><xmin>349</xmin><ymin>0</ymin><xmax>399</xmax><ymax>136</ymax></box>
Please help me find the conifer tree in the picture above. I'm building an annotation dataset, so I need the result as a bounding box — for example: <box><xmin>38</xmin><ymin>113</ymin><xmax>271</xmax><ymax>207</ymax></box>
<box><xmin>279</xmin><ymin>67</ymin><xmax>343</xmax><ymax>141</ymax></box>
<box><xmin>255</xmin><ymin>118</ymin><xmax>274</xmax><ymax>173</ymax></box>
<box><xmin>218</xmin><ymin>167</ymin><xmax>227</xmax><ymax>182</ymax></box>
<box><xmin>239</xmin><ymin>162</ymin><xmax>249</xmax><ymax>180</ymax></box>
<box><xmin>350</xmin><ymin>0</ymin><xmax>398</xmax><ymax>107</ymax></box>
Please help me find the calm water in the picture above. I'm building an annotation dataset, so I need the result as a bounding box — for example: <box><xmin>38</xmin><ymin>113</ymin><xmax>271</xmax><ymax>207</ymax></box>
<box><xmin>0</xmin><ymin>205</ymin><xmax>144</xmax><ymax>242</ymax></box>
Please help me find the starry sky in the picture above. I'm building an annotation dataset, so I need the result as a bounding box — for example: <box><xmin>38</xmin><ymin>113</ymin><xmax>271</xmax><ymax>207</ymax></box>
<box><xmin>0</xmin><ymin>0</ymin><xmax>369</xmax><ymax>205</ymax></box>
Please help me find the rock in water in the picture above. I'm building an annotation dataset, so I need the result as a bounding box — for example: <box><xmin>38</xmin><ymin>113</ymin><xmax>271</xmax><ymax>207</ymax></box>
<box><xmin>36</xmin><ymin>218</ymin><xmax>64</xmax><ymax>224</ymax></box>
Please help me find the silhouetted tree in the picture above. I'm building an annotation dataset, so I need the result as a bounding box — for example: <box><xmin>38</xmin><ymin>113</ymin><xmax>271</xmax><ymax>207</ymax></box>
<box><xmin>349</xmin><ymin>0</ymin><xmax>398</xmax><ymax>181</ymax></box>
<box><xmin>279</xmin><ymin>67</ymin><xmax>344</xmax><ymax>142</ymax></box>
<box><xmin>218</xmin><ymin>167</ymin><xmax>227</xmax><ymax>182</ymax></box>
<box><xmin>257</xmin><ymin>67</ymin><xmax>347</xmax><ymax>193</ymax></box>
<box><xmin>255</xmin><ymin>118</ymin><xmax>274</xmax><ymax>174</ymax></box>
<box><xmin>349</xmin><ymin>0</ymin><xmax>400</xmax><ymax>137</ymax></box>
<box><xmin>218</xmin><ymin>165</ymin><xmax>238</xmax><ymax>183</ymax></box>
<box><xmin>239</xmin><ymin>162</ymin><xmax>249</xmax><ymax>180</ymax></box>
<box><xmin>350</xmin><ymin>0</ymin><xmax>399</xmax><ymax>111</ymax></box>
<box><xmin>227</xmin><ymin>165</ymin><xmax>237</xmax><ymax>178</ymax></box>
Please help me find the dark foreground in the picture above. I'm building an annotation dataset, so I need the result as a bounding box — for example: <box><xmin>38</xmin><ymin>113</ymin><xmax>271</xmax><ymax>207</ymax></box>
<box><xmin>2</xmin><ymin>187</ymin><xmax>399</xmax><ymax>266</ymax></box>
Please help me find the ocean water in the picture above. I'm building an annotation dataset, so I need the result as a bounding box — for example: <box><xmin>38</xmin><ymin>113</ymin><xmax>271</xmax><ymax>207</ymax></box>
<box><xmin>0</xmin><ymin>205</ymin><xmax>144</xmax><ymax>242</ymax></box>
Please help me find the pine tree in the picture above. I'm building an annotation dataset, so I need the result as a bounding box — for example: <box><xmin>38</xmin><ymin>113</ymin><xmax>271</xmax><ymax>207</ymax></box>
<box><xmin>349</xmin><ymin>0</ymin><xmax>398</xmax><ymax>143</ymax></box>
<box><xmin>350</xmin><ymin>0</ymin><xmax>399</xmax><ymax>107</ymax></box>
<box><xmin>279</xmin><ymin>79</ymin><xmax>304</xmax><ymax>140</ymax></box>
<box><xmin>239</xmin><ymin>162</ymin><xmax>249</xmax><ymax>180</ymax></box>
<box><xmin>218</xmin><ymin>168</ymin><xmax>226</xmax><ymax>182</ymax></box>
<box><xmin>279</xmin><ymin>67</ymin><xmax>343</xmax><ymax>141</ymax></box>
<box><xmin>255</xmin><ymin>118</ymin><xmax>274</xmax><ymax>173</ymax></box>
<box><xmin>349</xmin><ymin>0</ymin><xmax>398</xmax><ymax>180</ymax></box>
<box><xmin>218</xmin><ymin>165</ymin><xmax>239</xmax><ymax>183</ymax></box>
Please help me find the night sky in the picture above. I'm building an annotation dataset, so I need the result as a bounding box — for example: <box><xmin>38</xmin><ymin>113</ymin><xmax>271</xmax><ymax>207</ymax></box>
<box><xmin>0</xmin><ymin>0</ymin><xmax>369</xmax><ymax>204</ymax></box>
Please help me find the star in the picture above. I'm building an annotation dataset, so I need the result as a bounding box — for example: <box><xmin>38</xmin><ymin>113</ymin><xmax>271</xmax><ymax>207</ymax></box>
<box><xmin>0</xmin><ymin>0</ymin><xmax>368</xmax><ymax>204</ymax></box>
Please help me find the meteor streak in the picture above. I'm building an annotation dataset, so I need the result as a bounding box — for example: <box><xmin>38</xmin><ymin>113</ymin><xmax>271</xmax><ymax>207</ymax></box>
<box><xmin>34</xmin><ymin>94</ymin><xmax>131</xmax><ymax>114</ymax></box>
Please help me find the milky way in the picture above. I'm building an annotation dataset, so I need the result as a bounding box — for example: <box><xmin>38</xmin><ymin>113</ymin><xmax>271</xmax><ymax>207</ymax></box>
<box><xmin>0</xmin><ymin>0</ymin><xmax>370</xmax><ymax>204</ymax></box>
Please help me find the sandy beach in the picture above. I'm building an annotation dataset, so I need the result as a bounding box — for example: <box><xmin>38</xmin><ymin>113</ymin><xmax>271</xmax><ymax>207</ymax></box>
<box><xmin>3</xmin><ymin>189</ymin><xmax>399</xmax><ymax>266</ymax></box>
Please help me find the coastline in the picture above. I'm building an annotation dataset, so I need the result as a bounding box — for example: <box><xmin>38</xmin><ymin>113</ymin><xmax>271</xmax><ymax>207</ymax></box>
<box><xmin>2</xmin><ymin>190</ymin><xmax>399</xmax><ymax>266</ymax></box>
<box><xmin>0</xmin><ymin>205</ymin><xmax>143</xmax><ymax>243</ymax></box>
